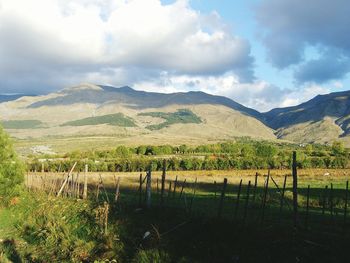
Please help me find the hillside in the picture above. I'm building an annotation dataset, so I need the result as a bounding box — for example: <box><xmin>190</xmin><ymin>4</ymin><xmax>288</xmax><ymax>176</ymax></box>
<box><xmin>0</xmin><ymin>83</ymin><xmax>275</xmax><ymax>154</ymax></box>
<box><xmin>0</xmin><ymin>94</ymin><xmax>36</xmax><ymax>103</ymax></box>
<box><xmin>262</xmin><ymin>90</ymin><xmax>350</xmax><ymax>144</ymax></box>
<box><xmin>4</xmin><ymin>83</ymin><xmax>350</xmax><ymax>154</ymax></box>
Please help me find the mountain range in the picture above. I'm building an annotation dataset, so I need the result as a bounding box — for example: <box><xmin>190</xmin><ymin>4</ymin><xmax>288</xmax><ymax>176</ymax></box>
<box><xmin>1</xmin><ymin>83</ymin><xmax>349</xmax><ymax>153</ymax></box>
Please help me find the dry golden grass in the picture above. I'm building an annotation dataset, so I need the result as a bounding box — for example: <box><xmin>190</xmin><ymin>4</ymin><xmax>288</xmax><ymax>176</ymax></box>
<box><xmin>26</xmin><ymin>168</ymin><xmax>350</xmax><ymax>193</ymax></box>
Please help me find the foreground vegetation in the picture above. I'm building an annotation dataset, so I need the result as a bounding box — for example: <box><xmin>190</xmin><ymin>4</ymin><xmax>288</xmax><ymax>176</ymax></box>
<box><xmin>1</xmin><ymin>168</ymin><xmax>350</xmax><ymax>262</ymax></box>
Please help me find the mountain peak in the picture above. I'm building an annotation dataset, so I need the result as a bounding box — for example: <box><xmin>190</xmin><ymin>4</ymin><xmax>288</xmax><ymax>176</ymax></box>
<box><xmin>99</xmin><ymin>85</ymin><xmax>135</xmax><ymax>93</ymax></box>
<box><xmin>62</xmin><ymin>83</ymin><xmax>103</xmax><ymax>93</ymax></box>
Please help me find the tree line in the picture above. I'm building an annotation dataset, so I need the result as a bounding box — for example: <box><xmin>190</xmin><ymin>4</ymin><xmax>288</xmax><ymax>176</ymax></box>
<box><xmin>27</xmin><ymin>140</ymin><xmax>350</xmax><ymax>172</ymax></box>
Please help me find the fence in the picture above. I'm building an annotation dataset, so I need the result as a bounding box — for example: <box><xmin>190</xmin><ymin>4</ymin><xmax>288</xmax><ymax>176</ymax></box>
<box><xmin>25</xmin><ymin>153</ymin><xmax>350</xmax><ymax>234</ymax></box>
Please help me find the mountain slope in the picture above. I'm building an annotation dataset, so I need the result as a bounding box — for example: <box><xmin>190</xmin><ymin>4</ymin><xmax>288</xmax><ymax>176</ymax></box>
<box><xmin>0</xmin><ymin>83</ymin><xmax>275</xmax><ymax>153</ymax></box>
<box><xmin>263</xmin><ymin>90</ymin><xmax>350</xmax><ymax>144</ymax></box>
<box><xmin>27</xmin><ymin>83</ymin><xmax>261</xmax><ymax>119</ymax></box>
<box><xmin>0</xmin><ymin>94</ymin><xmax>36</xmax><ymax>103</ymax></box>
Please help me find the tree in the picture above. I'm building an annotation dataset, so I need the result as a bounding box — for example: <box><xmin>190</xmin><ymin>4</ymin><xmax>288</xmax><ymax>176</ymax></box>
<box><xmin>240</xmin><ymin>144</ymin><xmax>254</xmax><ymax>158</ymax></box>
<box><xmin>0</xmin><ymin>126</ymin><xmax>24</xmax><ymax>202</ymax></box>
<box><xmin>331</xmin><ymin>141</ymin><xmax>345</xmax><ymax>156</ymax></box>
<box><xmin>179</xmin><ymin>144</ymin><xmax>188</xmax><ymax>154</ymax></box>
<box><xmin>136</xmin><ymin>146</ymin><xmax>147</xmax><ymax>155</ymax></box>
<box><xmin>256</xmin><ymin>143</ymin><xmax>277</xmax><ymax>159</ymax></box>
<box><xmin>305</xmin><ymin>144</ymin><xmax>313</xmax><ymax>155</ymax></box>
<box><xmin>115</xmin><ymin>146</ymin><xmax>130</xmax><ymax>158</ymax></box>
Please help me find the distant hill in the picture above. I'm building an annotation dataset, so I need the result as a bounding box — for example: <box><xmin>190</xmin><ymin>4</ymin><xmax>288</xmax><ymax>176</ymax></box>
<box><xmin>262</xmin><ymin>90</ymin><xmax>350</xmax><ymax>144</ymax></box>
<box><xmin>0</xmin><ymin>94</ymin><xmax>36</xmax><ymax>103</ymax></box>
<box><xmin>28</xmin><ymin>84</ymin><xmax>261</xmax><ymax>119</ymax></box>
<box><xmin>3</xmin><ymin>83</ymin><xmax>350</xmax><ymax>153</ymax></box>
<box><xmin>0</xmin><ymin>83</ymin><xmax>275</xmax><ymax>153</ymax></box>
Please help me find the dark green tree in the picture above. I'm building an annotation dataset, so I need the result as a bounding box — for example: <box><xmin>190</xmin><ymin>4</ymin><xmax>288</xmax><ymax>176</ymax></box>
<box><xmin>331</xmin><ymin>141</ymin><xmax>345</xmax><ymax>156</ymax></box>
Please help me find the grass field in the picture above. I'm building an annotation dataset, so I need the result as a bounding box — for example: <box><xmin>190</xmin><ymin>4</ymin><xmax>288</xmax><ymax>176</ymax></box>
<box><xmin>2</xmin><ymin>168</ymin><xmax>350</xmax><ymax>262</ymax></box>
<box><xmin>50</xmin><ymin>168</ymin><xmax>349</xmax><ymax>189</ymax></box>
<box><xmin>26</xmin><ymin>168</ymin><xmax>350</xmax><ymax>218</ymax></box>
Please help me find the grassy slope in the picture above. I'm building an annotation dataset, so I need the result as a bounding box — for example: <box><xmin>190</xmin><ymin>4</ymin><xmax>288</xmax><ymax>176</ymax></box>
<box><xmin>61</xmin><ymin>113</ymin><xmax>136</xmax><ymax>127</ymax></box>
<box><xmin>1</xmin><ymin>120</ymin><xmax>44</xmax><ymax>129</ymax></box>
<box><xmin>139</xmin><ymin>109</ymin><xmax>202</xmax><ymax>130</ymax></box>
<box><xmin>275</xmin><ymin>118</ymin><xmax>342</xmax><ymax>144</ymax></box>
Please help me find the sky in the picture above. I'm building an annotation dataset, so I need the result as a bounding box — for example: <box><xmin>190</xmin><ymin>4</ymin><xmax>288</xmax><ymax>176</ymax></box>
<box><xmin>0</xmin><ymin>0</ymin><xmax>349</xmax><ymax>112</ymax></box>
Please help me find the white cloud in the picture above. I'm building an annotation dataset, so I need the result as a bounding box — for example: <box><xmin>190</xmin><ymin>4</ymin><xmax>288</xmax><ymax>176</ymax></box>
<box><xmin>0</xmin><ymin>0</ymin><xmax>332</xmax><ymax>112</ymax></box>
<box><xmin>0</xmin><ymin>0</ymin><xmax>254</xmax><ymax>94</ymax></box>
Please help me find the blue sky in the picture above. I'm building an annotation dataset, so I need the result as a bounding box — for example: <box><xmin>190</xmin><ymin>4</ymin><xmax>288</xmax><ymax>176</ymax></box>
<box><xmin>0</xmin><ymin>0</ymin><xmax>349</xmax><ymax>111</ymax></box>
<box><xmin>186</xmin><ymin>0</ymin><xmax>350</xmax><ymax>92</ymax></box>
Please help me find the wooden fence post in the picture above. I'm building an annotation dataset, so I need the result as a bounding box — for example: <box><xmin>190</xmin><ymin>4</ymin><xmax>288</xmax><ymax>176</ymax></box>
<box><xmin>138</xmin><ymin>173</ymin><xmax>143</xmax><ymax>207</ymax></box>
<box><xmin>189</xmin><ymin>178</ymin><xmax>198</xmax><ymax>215</ymax></box>
<box><xmin>75</xmin><ymin>173</ymin><xmax>80</xmax><ymax>198</ymax></box>
<box><xmin>57</xmin><ymin>162</ymin><xmax>77</xmax><ymax>197</ymax></box>
<box><xmin>234</xmin><ymin>179</ymin><xmax>243</xmax><ymax>219</ymax></box>
<box><xmin>173</xmin><ymin>176</ymin><xmax>178</xmax><ymax>198</ymax></box>
<box><xmin>96</xmin><ymin>181</ymin><xmax>100</xmax><ymax>200</ymax></box>
<box><xmin>71</xmin><ymin>173</ymin><xmax>76</xmax><ymax>197</ymax></box>
<box><xmin>115</xmin><ymin>177</ymin><xmax>120</xmax><ymax>203</ymax></box>
<box><xmin>146</xmin><ymin>169</ymin><xmax>152</xmax><ymax>208</ymax></box>
<box><xmin>179</xmin><ymin>179</ymin><xmax>186</xmax><ymax>199</ymax></box>
<box><xmin>279</xmin><ymin>175</ymin><xmax>287</xmax><ymax>222</ymax></box>
<box><xmin>292</xmin><ymin>151</ymin><xmax>298</xmax><ymax>228</ymax></box>
<box><xmin>330</xmin><ymin>183</ymin><xmax>334</xmax><ymax>220</ymax></box>
<box><xmin>252</xmin><ymin>172</ymin><xmax>258</xmax><ymax>202</ymax></box>
<box><xmin>167</xmin><ymin>181</ymin><xmax>172</xmax><ymax>203</ymax></box>
<box><xmin>305</xmin><ymin>185</ymin><xmax>310</xmax><ymax>229</ymax></box>
<box><xmin>243</xmin><ymin>181</ymin><xmax>251</xmax><ymax>225</ymax></box>
<box><xmin>156</xmin><ymin>178</ymin><xmax>159</xmax><ymax>195</ymax></box>
<box><xmin>344</xmin><ymin>180</ymin><xmax>349</xmax><ymax>229</ymax></box>
<box><xmin>217</xmin><ymin>178</ymin><xmax>228</xmax><ymax>218</ymax></box>
<box><xmin>83</xmin><ymin>164</ymin><xmax>88</xmax><ymax>199</ymax></box>
<box><xmin>160</xmin><ymin>159</ymin><xmax>166</xmax><ymax>207</ymax></box>
<box><xmin>214</xmin><ymin>180</ymin><xmax>217</xmax><ymax>200</ymax></box>
<box><xmin>322</xmin><ymin>185</ymin><xmax>328</xmax><ymax>215</ymax></box>
<box><xmin>260</xmin><ymin>171</ymin><xmax>270</xmax><ymax>226</ymax></box>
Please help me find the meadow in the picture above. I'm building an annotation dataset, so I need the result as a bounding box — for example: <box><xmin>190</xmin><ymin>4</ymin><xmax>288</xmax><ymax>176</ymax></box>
<box><xmin>1</xmin><ymin>167</ymin><xmax>350</xmax><ymax>262</ymax></box>
<box><xmin>3</xmin><ymin>135</ymin><xmax>350</xmax><ymax>262</ymax></box>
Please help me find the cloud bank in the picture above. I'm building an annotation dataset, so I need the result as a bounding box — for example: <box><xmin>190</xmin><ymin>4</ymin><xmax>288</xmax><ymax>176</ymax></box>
<box><xmin>0</xmin><ymin>0</ymin><xmax>254</xmax><ymax>94</ymax></box>
<box><xmin>255</xmin><ymin>0</ymin><xmax>350</xmax><ymax>84</ymax></box>
<box><xmin>0</xmin><ymin>0</ymin><xmax>345</xmax><ymax>112</ymax></box>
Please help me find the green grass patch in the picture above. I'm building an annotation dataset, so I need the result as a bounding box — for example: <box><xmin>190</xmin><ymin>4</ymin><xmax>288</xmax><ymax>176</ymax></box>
<box><xmin>139</xmin><ymin>109</ymin><xmax>202</xmax><ymax>130</ymax></box>
<box><xmin>1</xmin><ymin>120</ymin><xmax>44</xmax><ymax>129</ymax></box>
<box><xmin>0</xmin><ymin>192</ymin><xmax>124</xmax><ymax>262</ymax></box>
<box><xmin>61</xmin><ymin>113</ymin><xmax>136</xmax><ymax>127</ymax></box>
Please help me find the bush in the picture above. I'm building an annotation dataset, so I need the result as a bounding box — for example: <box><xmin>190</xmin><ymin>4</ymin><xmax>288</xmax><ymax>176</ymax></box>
<box><xmin>0</xmin><ymin>126</ymin><xmax>24</xmax><ymax>203</ymax></box>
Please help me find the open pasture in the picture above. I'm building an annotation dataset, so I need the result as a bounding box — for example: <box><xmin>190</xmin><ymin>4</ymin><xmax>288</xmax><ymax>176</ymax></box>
<box><xmin>2</xmin><ymin>168</ymin><xmax>350</xmax><ymax>262</ymax></box>
<box><xmin>26</xmin><ymin>168</ymin><xmax>350</xmax><ymax>227</ymax></box>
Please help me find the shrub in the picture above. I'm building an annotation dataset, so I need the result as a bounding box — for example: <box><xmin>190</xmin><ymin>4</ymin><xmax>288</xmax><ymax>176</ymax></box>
<box><xmin>0</xmin><ymin>126</ymin><xmax>24</xmax><ymax>203</ymax></box>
